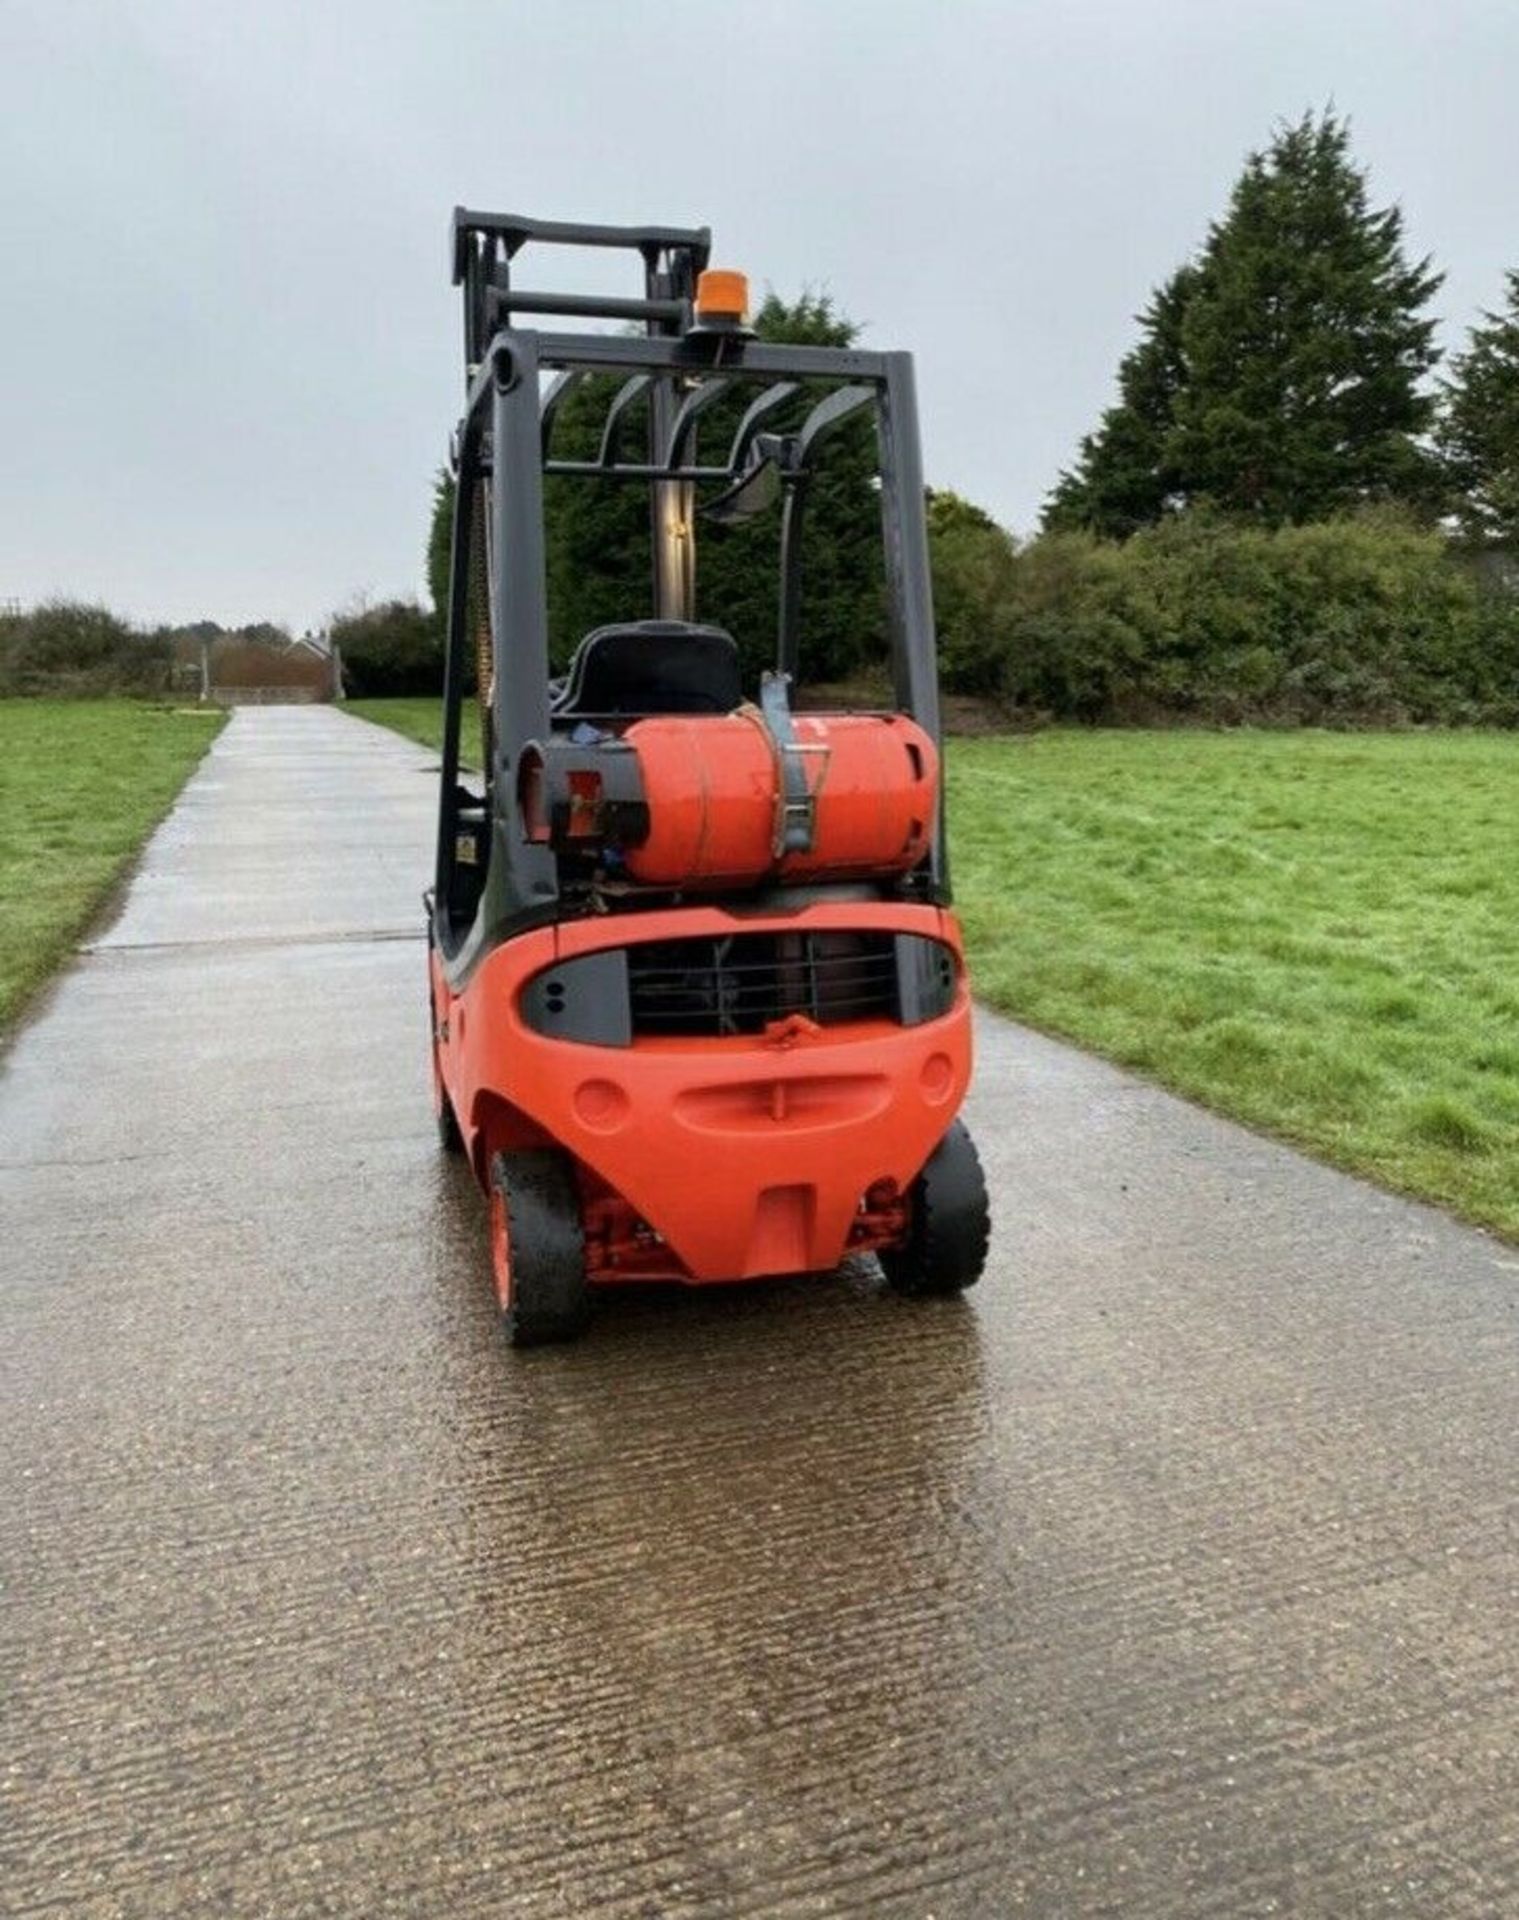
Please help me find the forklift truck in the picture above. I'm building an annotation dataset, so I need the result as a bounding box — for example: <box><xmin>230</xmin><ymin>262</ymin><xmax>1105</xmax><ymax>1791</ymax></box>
<box><xmin>428</xmin><ymin>209</ymin><xmax>989</xmax><ymax>1343</ymax></box>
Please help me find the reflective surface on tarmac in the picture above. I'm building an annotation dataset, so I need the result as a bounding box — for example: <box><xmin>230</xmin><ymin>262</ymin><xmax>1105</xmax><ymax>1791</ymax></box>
<box><xmin>3</xmin><ymin>709</ymin><xmax>1516</xmax><ymax>1916</ymax></box>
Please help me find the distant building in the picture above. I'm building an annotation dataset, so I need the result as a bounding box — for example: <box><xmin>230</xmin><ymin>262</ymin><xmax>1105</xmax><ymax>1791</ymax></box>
<box><xmin>170</xmin><ymin>627</ymin><xmax>339</xmax><ymax>705</ymax></box>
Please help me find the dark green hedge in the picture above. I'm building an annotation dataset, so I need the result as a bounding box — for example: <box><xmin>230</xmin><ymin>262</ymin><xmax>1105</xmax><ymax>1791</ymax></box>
<box><xmin>932</xmin><ymin>510</ymin><xmax>1519</xmax><ymax>723</ymax></box>
<box><xmin>0</xmin><ymin>601</ymin><xmax>173</xmax><ymax>696</ymax></box>
<box><xmin>330</xmin><ymin>599</ymin><xmax>441</xmax><ymax>697</ymax></box>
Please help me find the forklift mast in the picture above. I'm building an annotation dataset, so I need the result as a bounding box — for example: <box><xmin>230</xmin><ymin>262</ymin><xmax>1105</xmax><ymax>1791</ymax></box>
<box><xmin>454</xmin><ymin>209</ymin><xmax>712</xmax><ymax>623</ymax></box>
<box><xmin>437</xmin><ymin>209</ymin><xmax>945</xmax><ymax>977</ymax></box>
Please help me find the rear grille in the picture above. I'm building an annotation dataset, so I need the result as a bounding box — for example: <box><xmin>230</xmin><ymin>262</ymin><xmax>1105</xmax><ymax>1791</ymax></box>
<box><xmin>627</xmin><ymin>931</ymin><xmax>902</xmax><ymax>1037</ymax></box>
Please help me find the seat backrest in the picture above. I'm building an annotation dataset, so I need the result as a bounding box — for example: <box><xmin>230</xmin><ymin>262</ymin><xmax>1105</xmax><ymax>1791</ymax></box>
<box><xmin>554</xmin><ymin>621</ymin><xmax>742</xmax><ymax>719</ymax></box>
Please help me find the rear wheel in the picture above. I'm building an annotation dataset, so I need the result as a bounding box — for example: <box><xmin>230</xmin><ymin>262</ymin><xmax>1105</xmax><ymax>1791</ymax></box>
<box><xmin>880</xmin><ymin>1120</ymin><xmax>990</xmax><ymax>1298</ymax></box>
<box><xmin>430</xmin><ymin>1019</ymin><xmax>464</xmax><ymax>1153</ymax></box>
<box><xmin>488</xmin><ymin>1150</ymin><xmax>591</xmax><ymax>1347</ymax></box>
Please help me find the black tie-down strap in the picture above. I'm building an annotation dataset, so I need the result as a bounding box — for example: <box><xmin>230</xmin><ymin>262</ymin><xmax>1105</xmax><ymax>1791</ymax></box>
<box><xmin>758</xmin><ymin>671</ymin><xmax>829</xmax><ymax>858</ymax></box>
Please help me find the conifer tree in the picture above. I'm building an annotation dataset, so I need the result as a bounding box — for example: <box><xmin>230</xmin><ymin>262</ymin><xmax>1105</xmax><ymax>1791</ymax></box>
<box><xmin>1436</xmin><ymin>269</ymin><xmax>1519</xmax><ymax>549</ymax></box>
<box><xmin>1046</xmin><ymin>112</ymin><xmax>1444</xmax><ymax>532</ymax></box>
<box><xmin>426</xmin><ymin>467</ymin><xmax>453</xmax><ymax>624</ymax></box>
<box><xmin>1045</xmin><ymin>267</ymin><xmax>1198</xmax><ymax>537</ymax></box>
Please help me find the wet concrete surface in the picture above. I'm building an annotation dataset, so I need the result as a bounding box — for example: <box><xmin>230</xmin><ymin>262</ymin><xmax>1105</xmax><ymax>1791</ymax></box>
<box><xmin>3</xmin><ymin>705</ymin><xmax>1517</xmax><ymax>1917</ymax></box>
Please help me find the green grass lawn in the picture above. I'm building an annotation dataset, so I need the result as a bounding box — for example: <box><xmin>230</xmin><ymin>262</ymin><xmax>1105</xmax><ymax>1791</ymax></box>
<box><xmin>347</xmin><ymin>696</ymin><xmax>449</xmax><ymax>752</ymax></box>
<box><xmin>0</xmin><ymin>699</ymin><xmax>225</xmax><ymax>1032</ymax></box>
<box><xmin>951</xmin><ymin>731</ymin><xmax>1519</xmax><ymax>1239</ymax></box>
<box><xmin>348</xmin><ymin>699</ymin><xmax>1519</xmax><ymax>1239</ymax></box>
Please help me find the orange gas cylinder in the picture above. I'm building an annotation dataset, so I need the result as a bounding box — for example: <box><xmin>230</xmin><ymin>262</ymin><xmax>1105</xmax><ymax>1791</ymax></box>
<box><xmin>620</xmin><ymin>710</ymin><xmax>937</xmax><ymax>888</ymax></box>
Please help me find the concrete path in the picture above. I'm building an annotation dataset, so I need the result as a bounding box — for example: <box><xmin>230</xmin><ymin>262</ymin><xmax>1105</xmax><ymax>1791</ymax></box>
<box><xmin>3</xmin><ymin>706</ymin><xmax>1516</xmax><ymax>1918</ymax></box>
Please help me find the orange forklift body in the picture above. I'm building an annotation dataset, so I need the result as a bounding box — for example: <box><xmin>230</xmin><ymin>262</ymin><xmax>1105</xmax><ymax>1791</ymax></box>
<box><xmin>432</xmin><ymin>898</ymin><xmax>971</xmax><ymax>1284</ymax></box>
<box><xmin>431</xmin><ymin>210</ymin><xmax>990</xmax><ymax>1341</ymax></box>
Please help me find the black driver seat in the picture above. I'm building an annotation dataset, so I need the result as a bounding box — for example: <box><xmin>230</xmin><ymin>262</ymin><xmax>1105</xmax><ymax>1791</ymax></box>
<box><xmin>552</xmin><ymin>620</ymin><xmax>742</xmax><ymax>721</ymax></box>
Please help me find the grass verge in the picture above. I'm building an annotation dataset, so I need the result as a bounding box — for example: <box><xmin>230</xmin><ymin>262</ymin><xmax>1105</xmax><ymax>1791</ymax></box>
<box><xmin>0</xmin><ymin>699</ymin><xmax>225</xmax><ymax>1032</ymax></box>
<box><xmin>346</xmin><ymin>697</ymin><xmax>447</xmax><ymax>753</ymax></box>
<box><xmin>951</xmin><ymin>731</ymin><xmax>1519</xmax><ymax>1240</ymax></box>
<box><xmin>349</xmin><ymin>700</ymin><xmax>1519</xmax><ymax>1239</ymax></box>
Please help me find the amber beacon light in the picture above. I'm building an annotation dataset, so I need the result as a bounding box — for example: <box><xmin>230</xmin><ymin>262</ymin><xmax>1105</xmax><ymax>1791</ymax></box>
<box><xmin>694</xmin><ymin>267</ymin><xmax>749</xmax><ymax>325</ymax></box>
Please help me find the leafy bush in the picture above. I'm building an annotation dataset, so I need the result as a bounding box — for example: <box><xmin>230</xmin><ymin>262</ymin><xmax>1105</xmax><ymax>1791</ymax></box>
<box><xmin>982</xmin><ymin>530</ymin><xmax>1142</xmax><ymax>719</ymax></box>
<box><xmin>330</xmin><ymin>599</ymin><xmax>442</xmax><ymax>697</ymax></box>
<box><xmin>0</xmin><ymin>600</ymin><xmax>172</xmax><ymax>696</ymax></box>
<box><xmin>927</xmin><ymin>491</ymin><xmax>1023</xmax><ymax>696</ymax></box>
<box><xmin>939</xmin><ymin>510</ymin><xmax>1519</xmax><ymax>723</ymax></box>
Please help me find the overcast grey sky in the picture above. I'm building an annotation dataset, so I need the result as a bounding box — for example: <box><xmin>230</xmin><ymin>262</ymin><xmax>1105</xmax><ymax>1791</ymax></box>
<box><xmin>2</xmin><ymin>0</ymin><xmax>1515</xmax><ymax>631</ymax></box>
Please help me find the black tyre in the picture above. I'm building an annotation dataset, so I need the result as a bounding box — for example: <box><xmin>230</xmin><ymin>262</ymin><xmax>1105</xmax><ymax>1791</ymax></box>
<box><xmin>429</xmin><ymin>992</ymin><xmax>464</xmax><ymax>1154</ymax></box>
<box><xmin>488</xmin><ymin>1149</ymin><xmax>591</xmax><ymax>1347</ymax></box>
<box><xmin>880</xmin><ymin>1120</ymin><xmax>990</xmax><ymax>1298</ymax></box>
<box><xmin>432</xmin><ymin>1052</ymin><xmax>465</xmax><ymax>1154</ymax></box>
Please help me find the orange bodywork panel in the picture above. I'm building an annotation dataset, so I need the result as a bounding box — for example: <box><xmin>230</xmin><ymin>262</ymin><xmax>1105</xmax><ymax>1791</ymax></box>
<box><xmin>619</xmin><ymin>711</ymin><xmax>937</xmax><ymax>888</ymax></box>
<box><xmin>431</xmin><ymin>901</ymin><xmax>972</xmax><ymax>1286</ymax></box>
